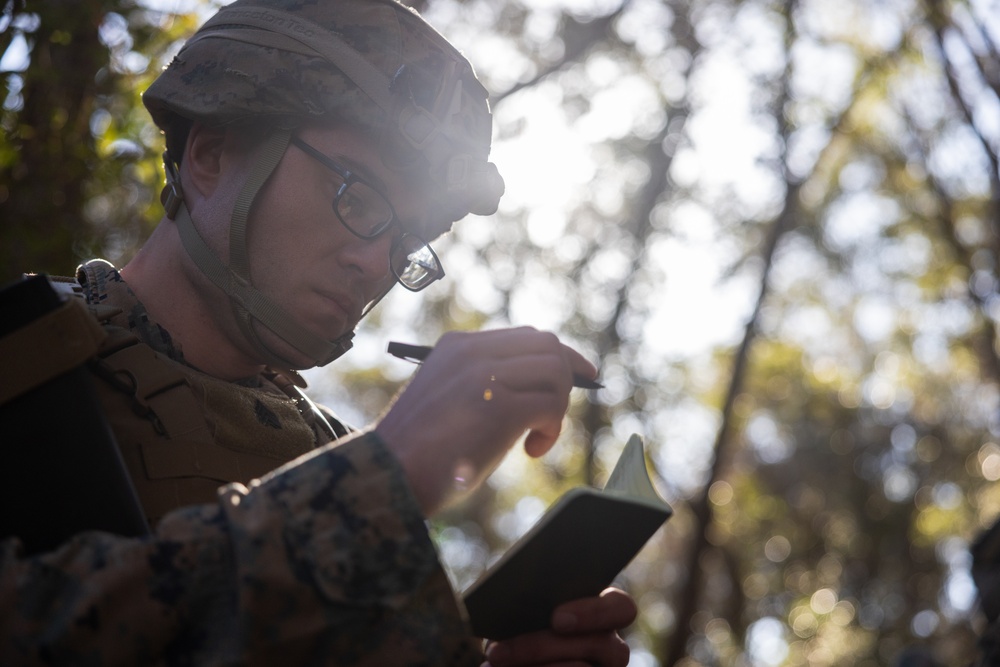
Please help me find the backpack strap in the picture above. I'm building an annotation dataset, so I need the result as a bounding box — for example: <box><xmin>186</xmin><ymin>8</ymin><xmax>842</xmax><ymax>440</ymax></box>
<box><xmin>0</xmin><ymin>278</ymin><xmax>109</xmax><ymax>407</ymax></box>
<box><xmin>0</xmin><ymin>299</ymin><xmax>106</xmax><ymax>406</ymax></box>
<box><xmin>9</xmin><ymin>273</ymin><xmax>351</xmax><ymax>523</ymax></box>
<box><xmin>90</xmin><ymin>327</ymin><xmax>212</xmax><ymax>441</ymax></box>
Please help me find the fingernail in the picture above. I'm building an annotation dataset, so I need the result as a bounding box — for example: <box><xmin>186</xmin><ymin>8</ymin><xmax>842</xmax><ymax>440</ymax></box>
<box><xmin>553</xmin><ymin>610</ymin><xmax>578</xmax><ymax>632</ymax></box>
<box><xmin>486</xmin><ymin>642</ymin><xmax>509</xmax><ymax>664</ymax></box>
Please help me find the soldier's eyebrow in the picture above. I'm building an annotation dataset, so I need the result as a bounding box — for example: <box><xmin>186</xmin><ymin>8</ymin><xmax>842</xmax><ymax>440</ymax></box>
<box><xmin>330</xmin><ymin>152</ymin><xmax>429</xmax><ymax>237</ymax></box>
<box><xmin>298</xmin><ymin>139</ymin><xmax>431</xmax><ymax>236</ymax></box>
<box><xmin>331</xmin><ymin>153</ymin><xmax>390</xmax><ymax>195</ymax></box>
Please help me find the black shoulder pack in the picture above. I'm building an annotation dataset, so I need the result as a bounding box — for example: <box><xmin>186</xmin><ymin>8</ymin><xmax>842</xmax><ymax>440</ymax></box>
<box><xmin>0</xmin><ymin>274</ymin><xmax>149</xmax><ymax>556</ymax></box>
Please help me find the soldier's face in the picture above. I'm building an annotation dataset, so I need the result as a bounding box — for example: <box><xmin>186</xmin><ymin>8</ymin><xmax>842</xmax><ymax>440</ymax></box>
<box><xmin>237</xmin><ymin>124</ymin><xmax>435</xmax><ymax>367</ymax></box>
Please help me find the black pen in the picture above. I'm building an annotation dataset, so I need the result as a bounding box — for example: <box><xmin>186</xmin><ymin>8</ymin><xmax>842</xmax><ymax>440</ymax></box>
<box><xmin>387</xmin><ymin>342</ymin><xmax>604</xmax><ymax>389</ymax></box>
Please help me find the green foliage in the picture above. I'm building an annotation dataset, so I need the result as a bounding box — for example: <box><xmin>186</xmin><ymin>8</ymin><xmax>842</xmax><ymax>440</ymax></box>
<box><xmin>398</xmin><ymin>1</ymin><xmax>1000</xmax><ymax>665</ymax></box>
<box><xmin>8</xmin><ymin>0</ymin><xmax>1000</xmax><ymax>664</ymax></box>
<box><xmin>0</xmin><ymin>1</ymin><xmax>200</xmax><ymax>282</ymax></box>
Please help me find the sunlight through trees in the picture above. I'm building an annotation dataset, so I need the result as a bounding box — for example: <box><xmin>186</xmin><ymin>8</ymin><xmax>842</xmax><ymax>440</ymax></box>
<box><xmin>4</xmin><ymin>0</ymin><xmax>1000</xmax><ymax>664</ymax></box>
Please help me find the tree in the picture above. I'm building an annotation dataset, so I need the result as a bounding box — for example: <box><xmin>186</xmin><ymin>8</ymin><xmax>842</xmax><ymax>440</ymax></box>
<box><xmin>403</xmin><ymin>0</ymin><xmax>1000</xmax><ymax>664</ymax></box>
<box><xmin>6</xmin><ymin>0</ymin><xmax>1000</xmax><ymax>665</ymax></box>
<box><xmin>0</xmin><ymin>0</ymin><xmax>198</xmax><ymax>284</ymax></box>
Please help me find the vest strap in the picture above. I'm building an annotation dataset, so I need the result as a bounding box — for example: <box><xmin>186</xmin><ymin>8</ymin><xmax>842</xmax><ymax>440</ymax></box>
<box><xmin>0</xmin><ymin>298</ymin><xmax>108</xmax><ymax>406</ymax></box>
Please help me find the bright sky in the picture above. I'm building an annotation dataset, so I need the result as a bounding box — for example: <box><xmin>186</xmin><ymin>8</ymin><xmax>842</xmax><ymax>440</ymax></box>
<box><xmin>449</xmin><ymin>19</ymin><xmax>771</xmax><ymax>361</ymax></box>
<box><xmin>5</xmin><ymin>0</ymin><xmax>990</xmax><ymax>662</ymax></box>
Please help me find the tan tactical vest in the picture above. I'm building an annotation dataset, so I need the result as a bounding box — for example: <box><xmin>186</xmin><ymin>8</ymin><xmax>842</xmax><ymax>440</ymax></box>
<box><xmin>7</xmin><ymin>276</ymin><xmax>349</xmax><ymax>526</ymax></box>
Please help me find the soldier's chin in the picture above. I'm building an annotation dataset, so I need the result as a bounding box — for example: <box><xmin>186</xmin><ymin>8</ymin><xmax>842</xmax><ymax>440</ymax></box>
<box><xmin>252</xmin><ymin>326</ymin><xmax>325</xmax><ymax>371</ymax></box>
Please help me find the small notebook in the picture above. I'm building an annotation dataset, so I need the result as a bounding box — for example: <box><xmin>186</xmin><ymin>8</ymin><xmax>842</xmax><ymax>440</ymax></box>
<box><xmin>463</xmin><ymin>434</ymin><xmax>672</xmax><ymax>639</ymax></box>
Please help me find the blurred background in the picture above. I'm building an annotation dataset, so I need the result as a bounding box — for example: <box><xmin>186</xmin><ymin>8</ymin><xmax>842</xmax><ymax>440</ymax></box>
<box><xmin>3</xmin><ymin>0</ymin><xmax>1000</xmax><ymax>664</ymax></box>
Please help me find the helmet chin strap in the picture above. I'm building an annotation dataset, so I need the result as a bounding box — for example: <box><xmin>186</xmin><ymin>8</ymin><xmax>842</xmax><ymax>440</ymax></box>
<box><xmin>162</xmin><ymin>128</ymin><xmax>356</xmax><ymax>369</ymax></box>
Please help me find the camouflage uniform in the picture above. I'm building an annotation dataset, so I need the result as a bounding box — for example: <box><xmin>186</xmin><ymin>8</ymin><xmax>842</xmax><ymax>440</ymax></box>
<box><xmin>71</xmin><ymin>259</ymin><xmax>347</xmax><ymax>525</ymax></box>
<box><xmin>0</xmin><ymin>259</ymin><xmax>484</xmax><ymax>665</ymax></box>
<box><xmin>2</xmin><ymin>0</ymin><xmax>502</xmax><ymax>662</ymax></box>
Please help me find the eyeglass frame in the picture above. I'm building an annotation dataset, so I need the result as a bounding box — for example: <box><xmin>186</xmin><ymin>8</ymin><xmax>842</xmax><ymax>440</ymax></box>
<box><xmin>289</xmin><ymin>135</ymin><xmax>445</xmax><ymax>292</ymax></box>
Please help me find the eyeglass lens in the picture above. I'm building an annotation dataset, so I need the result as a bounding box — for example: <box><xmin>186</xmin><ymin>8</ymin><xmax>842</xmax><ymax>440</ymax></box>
<box><xmin>290</xmin><ymin>136</ymin><xmax>444</xmax><ymax>291</ymax></box>
<box><xmin>391</xmin><ymin>235</ymin><xmax>442</xmax><ymax>291</ymax></box>
<box><xmin>335</xmin><ymin>180</ymin><xmax>394</xmax><ymax>238</ymax></box>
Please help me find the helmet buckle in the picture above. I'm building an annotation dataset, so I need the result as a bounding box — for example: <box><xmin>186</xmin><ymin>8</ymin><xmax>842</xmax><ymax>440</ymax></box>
<box><xmin>160</xmin><ymin>151</ymin><xmax>185</xmax><ymax>220</ymax></box>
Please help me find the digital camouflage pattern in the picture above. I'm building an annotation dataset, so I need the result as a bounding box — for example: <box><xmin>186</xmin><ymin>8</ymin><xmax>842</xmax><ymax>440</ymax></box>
<box><xmin>0</xmin><ymin>433</ymin><xmax>482</xmax><ymax>665</ymax></box>
<box><xmin>3</xmin><ymin>1</ymin><xmax>505</xmax><ymax>660</ymax></box>
<box><xmin>144</xmin><ymin>0</ymin><xmax>504</xmax><ymax>232</ymax></box>
<box><xmin>0</xmin><ymin>260</ymin><xmax>484</xmax><ymax>664</ymax></box>
<box><xmin>74</xmin><ymin>259</ymin><xmax>335</xmax><ymax>523</ymax></box>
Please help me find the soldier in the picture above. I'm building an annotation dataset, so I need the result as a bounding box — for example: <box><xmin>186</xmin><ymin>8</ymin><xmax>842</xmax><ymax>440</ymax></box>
<box><xmin>0</xmin><ymin>0</ymin><xmax>637</xmax><ymax>665</ymax></box>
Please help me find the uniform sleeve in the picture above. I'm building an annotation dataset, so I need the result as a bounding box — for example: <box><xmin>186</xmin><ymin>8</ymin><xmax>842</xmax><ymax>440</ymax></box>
<box><xmin>0</xmin><ymin>431</ymin><xmax>484</xmax><ymax>666</ymax></box>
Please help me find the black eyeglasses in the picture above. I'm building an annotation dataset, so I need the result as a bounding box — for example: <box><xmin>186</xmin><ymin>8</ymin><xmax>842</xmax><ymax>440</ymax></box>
<box><xmin>291</xmin><ymin>136</ymin><xmax>445</xmax><ymax>292</ymax></box>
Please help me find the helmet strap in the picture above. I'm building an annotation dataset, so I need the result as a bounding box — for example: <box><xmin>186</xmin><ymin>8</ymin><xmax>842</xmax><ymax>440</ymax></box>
<box><xmin>165</xmin><ymin>128</ymin><xmax>355</xmax><ymax>368</ymax></box>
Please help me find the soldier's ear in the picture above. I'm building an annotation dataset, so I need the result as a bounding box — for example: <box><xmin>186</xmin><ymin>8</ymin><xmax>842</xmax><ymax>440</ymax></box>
<box><xmin>183</xmin><ymin>122</ymin><xmax>228</xmax><ymax>198</ymax></box>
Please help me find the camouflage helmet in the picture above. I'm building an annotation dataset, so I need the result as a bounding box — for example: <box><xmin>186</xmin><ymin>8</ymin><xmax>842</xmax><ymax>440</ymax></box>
<box><xmin>143</xmin><ymin>0</ymin><xmax>505</xmax><ymax>370</ymax></box>
<box><xmin>143</xmin><ymin>0</ymin><xmax>504</xmax><ymax>230</ymax></box>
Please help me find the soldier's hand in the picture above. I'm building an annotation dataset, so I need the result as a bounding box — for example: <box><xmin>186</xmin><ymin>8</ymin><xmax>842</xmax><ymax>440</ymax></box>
<box><xmin>374</xmin><ymin>327</ymin><xmax>598</xmax><ymax>515</ymax></box>
<box><xmin>481</xmin><ymin>588</ymin><xmax>636</xmax><ymax>667</ymax></box>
